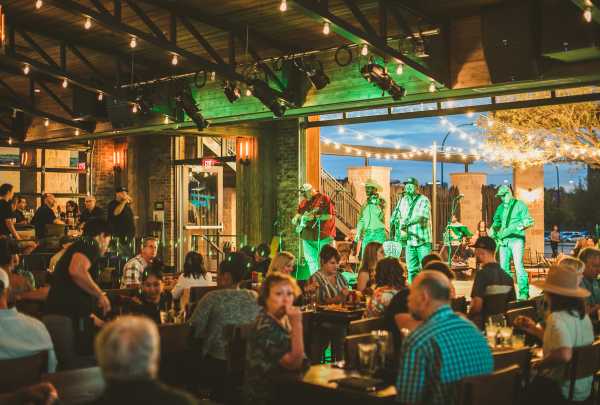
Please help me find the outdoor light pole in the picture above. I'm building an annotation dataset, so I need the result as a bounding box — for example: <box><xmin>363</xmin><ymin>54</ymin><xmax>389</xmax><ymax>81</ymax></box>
<box><xmin>555</xmin><ymin>165</ymin><xmax>560</xmax><ymax>208</ymax></box>
<box><xmin>440</xmin><ymin>123</ymin><xmax>474</xmax><ymax>187</ymax></box>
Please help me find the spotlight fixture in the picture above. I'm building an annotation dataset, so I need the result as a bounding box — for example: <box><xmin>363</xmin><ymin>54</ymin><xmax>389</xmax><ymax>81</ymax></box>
<box><xmin>323</xmin><ymin>21</ymin><xmax>330</xmax><ymax>35</ymax></box>
<box><xmin>224</xmin><ymin>81</ymin><xmax>241</xmax><ymax>103</ymax></box>
<box><xmin>35</xmin><ymin>0</ymin><xmax>42</xmax><ymax>9</ymax></box>
<box><xmin>84</xmin><ymin>16</ymin><xmax>92</xmax><ymax>30</ymax></box>
<box><xmin>279</xmin><ymin>0</ymin><xmax>287</xmax><ymax>12</ymax></box>
<box><xmin>293</xmin><ymin>57</ymin><xmax>330</xmax><ymax>90</ymax></box>
<box><xmin>130</xmin><ymin>36</ymin><xmax>137</xmax><ymax>48</ymax></box>
<box><xmin>133</xmin><ymin>92</ymin><xmax>154</xmax><ymax>115</ymax></box>
<box><xmin>249</xmin><ymin>79</ymin><xmax>287</xmax><ymax>118</ymax></box>
<box><xmin>174</xmin><ymin>81</ymin><xmax>209</xmax><ymax>131</ymax></box>
<box><xmin>360</xmin><ymin>62</ymin><xmax>406</xmax><ymax>100</ymax></box>
<box><xmin>22</xmin><ymin>64</ymin><xmax>30</xmax><ymax>75</ymax></box>
<box><xmin>62</xmin><ymin>78</ymin><xmax>68</xmax><ymax>88</ymax></box>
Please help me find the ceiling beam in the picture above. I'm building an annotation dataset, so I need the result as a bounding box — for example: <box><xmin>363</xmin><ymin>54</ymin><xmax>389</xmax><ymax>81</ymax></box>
<box><xmin>44</xmin><ymin>0</ymin><xmax>247</xmax><ymax>84</ymax></box>
<box><xmin>291</xmin><ymin>0</ymin><xmax>447</xmax><ymax>86</ymax></box>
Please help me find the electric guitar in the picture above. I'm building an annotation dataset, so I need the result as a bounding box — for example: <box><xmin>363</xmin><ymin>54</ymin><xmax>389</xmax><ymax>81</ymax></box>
<box><xmin>294</xmin><ymin>208</ymin><xmax>320</xmax><ymax>235</ymax></box>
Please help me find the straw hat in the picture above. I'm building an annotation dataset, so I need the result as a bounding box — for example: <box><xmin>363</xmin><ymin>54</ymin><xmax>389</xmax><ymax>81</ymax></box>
<box><xmin>532</xmin><ymin>264</ymin><xmax>590</xmax><ymax>298</ymax></box>
<box><xmin>364</xmin><ymin>179</ymin><xmax>382</xmax><ymax>191</ymax></box>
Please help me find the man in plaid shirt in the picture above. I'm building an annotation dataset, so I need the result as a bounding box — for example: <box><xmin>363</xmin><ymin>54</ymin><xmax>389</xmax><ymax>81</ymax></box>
<box><xmin>396</xmin><ymin>271</ymin><xmax>493</xmax><ymax>405</ymax></box>
<box><xmin>391</xmin><ymin>177</ymin><xmax>432</xmax><ymax>283</ymax></box>
<box><xmin>120</xmin><ymin>237</ymin><xmax>158</xmax><ymax>288</ymax></box>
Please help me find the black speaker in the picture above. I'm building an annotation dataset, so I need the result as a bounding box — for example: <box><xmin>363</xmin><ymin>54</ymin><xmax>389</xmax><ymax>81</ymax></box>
<box><xmin>73</xmin><ymin>87</ymin><xmax>107</xmax><ymax>119</ymax></box>
<box><xmin>281</xmin><ymin>59</ymin><xmax>312</xmax><ymax>107</ymax></box>
<box><xmin>481</xmin><ymin>3</ymin><xmax>539</xmax><ymax>83</ymax></box>
<box><xmin>106</xmin><ymin>97</ymin><xmax>134</xmax><ymax>129</ymax></box>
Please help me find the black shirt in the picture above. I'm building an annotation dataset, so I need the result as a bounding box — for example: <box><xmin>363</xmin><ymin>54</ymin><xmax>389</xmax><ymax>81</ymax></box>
<box><xmin>80</xmin><ymin>206</ymin><xmax>104</xmax><ymax>224</ymax></box>
<box><xmin>90</xmin><ymin>379</ymin><xmax>197</xmax><ymax>405</ymax></box>
<box><xmin>254</xmin><ymin>258</ymin><xmax>271</xmax><ymax>275</ymax></box>
<box><xmin>14</xmin><ymin>209</ymin><xmax>26</xmax><ymax>224</ymax></box>
<box><xmin>126</xmin><ymin>292</ymin><xmax>172</xmax><ymax>324</ymax></box>
<box><xmin>0</xmin><ymin>199</ymin><xmax>14</xmax><ymax>236</ymax></box>
<box><xmin>46</xmin><ymin>238</ymin><xmax>101</xmax><ymax>320</ymax></box>
<box><xmin>471</xmin><ymin>262</ymin><xmax>516</xmax><ymax>301</ymax></box>
<box><xmin>31</xmin><ymin>204</ymin><xmax>56</xmax><ymax>238</ymax></box>
<box><xmin>107</xmin><ymin>200</ymin><xmax>135</xmax><ymax>239</ymax></box>
<box><xmin>383</xmin><ymin>288</ymin><xmax>409</xmax><ymax>353</ymax></box>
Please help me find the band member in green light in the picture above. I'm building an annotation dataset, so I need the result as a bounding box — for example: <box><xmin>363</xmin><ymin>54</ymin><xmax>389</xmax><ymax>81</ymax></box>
<box><xmin>354</xmin><ymin>179</ymin><xmax>386</xmax><ymax>257</ymax></box>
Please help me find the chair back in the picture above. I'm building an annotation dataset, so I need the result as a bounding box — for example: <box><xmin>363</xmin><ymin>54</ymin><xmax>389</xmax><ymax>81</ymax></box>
<box><xmin>493</xmin><ymin>347</ymin><xmax>532</xmax><ymax>386</ymax></box>
<box><xmin>451</xmin><ymin>296</ymin><xmax>468</xmax><ymax>313</ymax></box>
<box><xmin>343</xmin><ymin>333</ymin><xmax>373</xmax><ymax>369</ymax></box>
<box><xmin>189</xmin><ymin>286</ymin><xmax>219</xmax><ymax>302</ymax></box>
<box><xmin>42</xmin><ymin>314</ymin><xmax>77</xmax><ymax>370</ymax></box>
<box><xmin>158</xmin><ymin>323</ymin><xmax>192</xmax><ymax>356</ymax></box>
<box><xmin>225</xmin><ymin>323</ymin><xmax>254</xmax><ymax>376</ymax></box>
<box><xmin>507</xmin><ymin>299</ymin><xmax>537</xmax><ymax>310</ymax></box>
<box><xmin>482</xmin><ymin>293</ymin><xmax>509</xmax><ymax>319</ymax></box>
<box><xmin>567</xmin><ymin>341</ymin><xmax>600</xmax><ymax>400</ymax></box>
<box><xmin>348</xmin><ymin>316</ymin><xmax>384</xmax><ymax>335</ymax></box>
<box><xmin>457</xmin><ymin>365</ymin><xmax>521</xmax><ymax>405</ymax></box>
<box><xmin>0</xmin><ymin>351</ymin><xmax>48</xmax><ymax>393</ymax></box>
<box><xmin>505</xmin><ymin>306</ymin><xmax>537</xmax><ymax>327</ymax></box>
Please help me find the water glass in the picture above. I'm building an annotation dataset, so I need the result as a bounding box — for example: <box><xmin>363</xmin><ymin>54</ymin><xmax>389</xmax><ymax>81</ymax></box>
<box><xmin>485</xmin><ymin>324</ymin><xmax>498</xmax><ymax>347</ymax></box>
<box><xmin>499</xmin><ymin>326</ymin><xmax>513</xmax><ymax>346</ymax></box>
<box><xmin>357</xmin><ymin>342</ymin><xmax>377</xmax><ymax>375</ymax></box>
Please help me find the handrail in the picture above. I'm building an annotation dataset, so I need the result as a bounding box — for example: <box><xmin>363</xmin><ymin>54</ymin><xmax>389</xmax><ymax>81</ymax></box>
<box><xmin>320</xmin><ymin>168</ymin><xmax>361</xmax><ymax>231</ymax></box>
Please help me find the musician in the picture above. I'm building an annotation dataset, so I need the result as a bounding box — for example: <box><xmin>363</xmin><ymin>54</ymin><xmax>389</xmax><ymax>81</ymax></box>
<box><xmin>390</xmin><ymin>177</ymin><xmax>431</xmax><ymax>283</ymax></box>
<box><xmin>354</xmin><ymin>179</ymin><xmax>386</xmax><ymax>257</ymax></box>
<box><xmin>292</xmin><ymin>184</ymin><xmax>335</xmax><ymax>276</ymax></box>
<box><xmin>489</xmin><ymin>185</ymin><xmax>534</xmax><ymax>300</ymax></box>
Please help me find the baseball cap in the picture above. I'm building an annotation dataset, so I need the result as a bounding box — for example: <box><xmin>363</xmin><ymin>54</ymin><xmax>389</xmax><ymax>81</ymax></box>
<box><xmin>116</xmin><ymin>186</ymin><xmax>128</xmax><ymax>193</ymax></box>
<box><xmin>403</xmin><ymin>177</ymin><xmax>419</xmax><ymax>187</ymax></box>
<box><xmin>0</xmin><ymin>268</ymin><xmax>9</xmax><ymax>290</ymax></box>
<box><xmin>472</xmin><ymin>236</ymin><xmax>496</xmax><ymax>252</ymax></box>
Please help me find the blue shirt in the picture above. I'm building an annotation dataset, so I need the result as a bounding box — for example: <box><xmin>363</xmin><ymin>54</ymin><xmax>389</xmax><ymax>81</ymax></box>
<box><xmin>0</xmin><ymin>307</ymin><xmax>57</xmax><ymax>372</ymax></box>
<box><xmin>581</xmin><ymin>276</ymin><xmax>600</xmax><ymax>306</ymax></box>
<box><xmin>396</xmin><ymin>305</ymin><xmax>493</xmax><ymax>405</ymax></box>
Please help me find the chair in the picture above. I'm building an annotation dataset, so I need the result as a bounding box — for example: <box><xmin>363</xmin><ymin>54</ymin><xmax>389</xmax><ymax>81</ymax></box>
<box><xmin>492</xmin><ymin>347</ymin><xmax>532</xmax><ymax>387</ymax></box>
<box><xmin>348</xmin><ymin>316</ymin><xmax>384</xmax><ymax>335</ymax></box>
<box><xmin>566</xmin><ymin>341</ymin><xmax>600</xmax><ymax>401</ymax></box>
<box><xmin>158</xmin><ymin>323</ymin><xmax>192</xmax><ymax>356</ymax></box>
<box><xmin>224</xmin><ymin>324</ymin><xmax>254</xmax><ymax>404</ymax></box>
<box><xmin>0</xmin><ymin>351</ymin><xmax>48</xmax><ymax>393</ymax></box>
<box><xmin>157</xmin><ymin>324</ymin><xmax>193</xmax><ymax>387</ymax></box>
<box><xmin>457</xmin><ymin>365</ymin><xmax>521</xmax><ymax>405</ymax></box>
<box><xmin>504</xmin><ymin>306</ymin><xmax>537</xmax><ymax>327</ymax></box>
<box><xmin>452</xmin><ymin>296</ymin><xmax>468</xmax><ymax>313</ymax></box>
<box><xmin>343</xmin><ymin>333</ymin><xmax>373</xmax><ymax>370</ymax></box>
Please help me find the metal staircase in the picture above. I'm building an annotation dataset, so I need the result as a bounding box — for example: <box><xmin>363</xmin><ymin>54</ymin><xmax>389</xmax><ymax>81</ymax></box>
<box><xmin>320</xmin><ymin>168</ymin><xmax>361</xmax><ymax>238</ymax></box>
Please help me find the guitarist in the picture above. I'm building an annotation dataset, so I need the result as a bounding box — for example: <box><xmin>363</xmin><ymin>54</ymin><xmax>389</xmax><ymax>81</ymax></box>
<box><xmin>489</xmin><ymin>185</ymin><xmax>534</xmax><ymax>300</ymax></box>
<box><xmin>292</xmin><ymin>183</ymin><xmax>335</xmax><ymax>276</ymax></box>
<box><xmin>390</xmin><ymin>177</ymin><xmax>432</xmax><ymax>283</ymax></box>
<box><xmin>354</xmin><ymin>179</ymin><xmax>387</xmax><ymax>257</ymax></box>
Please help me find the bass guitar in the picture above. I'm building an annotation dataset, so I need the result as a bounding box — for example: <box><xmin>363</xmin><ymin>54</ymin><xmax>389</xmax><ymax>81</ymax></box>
<box><xmin>294</xmin><ymin>208</ymin><xmax>320</xmax><ymax>235</ymax></box>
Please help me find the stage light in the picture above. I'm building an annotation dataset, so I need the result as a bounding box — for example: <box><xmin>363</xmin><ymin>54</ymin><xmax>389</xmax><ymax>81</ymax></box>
<box><xmin>130</xmin><ymin>36</ymin><xmax>137</xmax><ymax>48</ymax></box>
<box><xmin>249</xmin><ymin>79</ymin><xmax>287</xmax><ymax>118</ymax></box>
<box><xmin>174</xmin><ymin>81</ymin><xmax>209</xmax><ymax>131</ymax></box>
<box><xmin>360</xmin><ymin>62</ymin><xmax>406</xmax><ymax>100</ymax></box>
<box><xmin>224</xmin><ymin>81</ymin><xmax>241</xmax><ymax>103</ymax></box>
<box><xmin>292</xmin><ymin>57</ymin><xmax>330</xmax><ymax>90</ymax></box>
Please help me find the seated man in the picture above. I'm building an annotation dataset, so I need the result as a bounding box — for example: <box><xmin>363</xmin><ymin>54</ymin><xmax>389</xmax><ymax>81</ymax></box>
<box><xmin>120</xmin><ymin>237</ymin><xmax>158</xmax><ymax>288</ymax></box>
<box><xmin>125</xmin><ymin>265</ymin><xmax>172</xmax><ymax>325</ymax></box>
<box><xmin>190</xmin><ymin>252</ymin><xmax>260</xmax><ymax>400</ymax></box>
<box><xmin>0</xmin><ymin>268</ymin><xmax>57</xmax><ymax>373</ymax></box>
<box><xmin>468</xmin><ymin>236</ymin><xmax>516</xmax><ymax>327</ymax></box>
<box><xmin>91</xmin><ymin>316</ymin><xmax>196</xmax><ymax>405</ymax></box>
<box><xmin>31</xmin><ymin>193</ymin><xmax>64</xmax><ymax>240</ymax></box>
<box><xmin>396</xmin><ymin>271</ymin><xmax>493</xmax><ymax>405</ymax></box>
<box><xmin>578</xmin><ymin>247</ymin><xmax>600</xmax><ymax>316</ymax></box>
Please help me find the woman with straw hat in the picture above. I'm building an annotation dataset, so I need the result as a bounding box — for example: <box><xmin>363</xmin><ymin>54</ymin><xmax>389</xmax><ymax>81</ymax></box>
<box><xmin>515</xmin><ymin>264</ymin><xmax>594</xmax><ymax>404</ymax></box>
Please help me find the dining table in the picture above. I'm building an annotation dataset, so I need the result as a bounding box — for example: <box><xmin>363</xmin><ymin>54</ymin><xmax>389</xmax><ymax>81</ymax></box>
<box><xmin>42</xmin><ymin>367</ymin><xmax>105</xmax><ymax>404</ymax></box>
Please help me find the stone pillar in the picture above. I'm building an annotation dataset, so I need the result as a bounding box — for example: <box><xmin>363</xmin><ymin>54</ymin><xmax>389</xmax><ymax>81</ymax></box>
<box><xmin>347</xmin><ymin>166</ymin><xmax>392</xmax><ymax>225</ymax></box>
<box><xmin>450</xmin><ymin>172</ymin><xmax>487</xmax><ymax>234</ymax></box>
<box><xmin>513</xmin><ymin>165</ymin><xmax>544</xmax><ymax>255</ymax></box>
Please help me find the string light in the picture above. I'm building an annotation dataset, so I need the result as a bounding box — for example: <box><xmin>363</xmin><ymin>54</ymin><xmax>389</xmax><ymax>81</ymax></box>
<box><xmin>84</xmin><ymin>16</ymin><xmax>92</xmax><ymax>30</ymax></box>
<box><xmin>34</xmin><ymin>0</ymin><xmax>42</xmax><ymax>10</ymax></box>
<box><xmin>131</xmin><ymin>103</ymin><xmax>138</xmax><ymax>113</ymax></box>
<box><xmin>245</xmin><ymin>88</ymin><xmax>252</xmax><ymax>96</ymax></box>
<box><xmin>360</xmin><ymin>44</ymin><xmax>368</xmax><ymax>56</ymax></box>
<box><xmin>428</xmin><ymin>81</ymin><xmax>436</xmax><ymax>93</ymax></box>
<box><xmin>44</xmin><ymin>118</ymin><xmax>49</xmax><ymax>127</ymax></box>
<box><xmin>62</xmin><ymin>78</ymin><xmax>68</xmax><ymax>88</ymax></box>
<box><xmin>75</xmin><ymin>128</ymin><xmax>80</xmax><ymax>136</ymax></box>
<box><xmin>210</xmin><ymin>71</ymin><xmax>216</xmax><ymax>81</ymax></box>
<box><xmin>22</xmin><ymin>64</ymin><xmax>30</xmax><ymax>75</ymax></box>
<box><xmin>163</xmin><ymin>115</ymin><xmax>169</xmax><ymax>124</ymax></box>
<box><xmin>279</xmin><ymin>0</ymin><xmax>287</xmax><ymax>12</ymax></box>
<box><xmin>97</xmin><ymin>92</ymin><xmax>103</xmax><ymax>101</ymax></box>
<box><xmin>466</xmin><ymin>111</ymin><xmax>474</xmax><ymax>118</ymax></box>
<box><xmin>396</xmin><ymin>62</ymin><xmax>404</xmax><ymax>75</ymax></box>
<box><xmin>506</xmin><ymin>127</ymin><xmax>514</xmax><ymax>135</ymax></box>
<box><xmin>584</xmin><ymin>7</ymin><xmax>592</xmax><ymax>23</ymax></box>
<box><xmin>323</xmin><ymin>21</ymin><xmax>330</xmax><ymax>35</ymax></box>
<box><xmin>129</xmin><ymin>36</ymin><xmax>137</xmax><ymax>48</ymax></box>
<box><xmin>337</xmin><ymin>126</ymin><xmax>345</xmax><ymax>134</ymax></box>
<box><xmin>7</xmin><ymin>137</ymin><xmax>12</xmax><ymax>145</ymax></box>
<box><xmin>171</xmin><ymin>54</ymin><xmax>178</xmax><ymax>65</ymax></box>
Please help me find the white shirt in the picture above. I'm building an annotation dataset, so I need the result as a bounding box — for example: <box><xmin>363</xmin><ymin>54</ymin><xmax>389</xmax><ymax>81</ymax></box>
<box><xmin>171</xmin><ymin>273</ymin><xmax>216</xmax><ymax>300</ymax></box>
<box><xmin>0</xmin><ymin>307</ymin><xmax>57</xmax><ymax>373</ymax></box>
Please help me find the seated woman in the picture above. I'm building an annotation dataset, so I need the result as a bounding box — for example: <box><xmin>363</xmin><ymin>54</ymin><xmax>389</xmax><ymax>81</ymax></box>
<box><xmin>171</xmin><ymin>251</ymin><xmax>215</xmax><ymax>300</ymax></box>
<box><xmin>365</xmin><ymin>258</ymin><xmax>406</xmax><ymax>318</ymax></box>
<box><xmin>266</xmin><ymin>251</ymin><xmax>295</xmax><ymax>276</ymax></box>
<box><xmin>243</xmin><ymin>272</ymin><xmax>305</xmax><ymax>405</ymax></box>
<box><xmin>125</xmin><ymin>265</ymin><xmax>172</xmax><ymax>324</ymax></box>
<box><xmin>355</xmin><ymin>241</ymin><xmax>383</xmax><ymax>294</ymax></box>
<box><xmin>515</xmin><ymin>264</ymin><xmax>594</xmax><ymax>404</ymax></box>
<box><xmin>0</xmin><ymin>238</ymin><xmax>47</xmax><ymax>304</ymax></box>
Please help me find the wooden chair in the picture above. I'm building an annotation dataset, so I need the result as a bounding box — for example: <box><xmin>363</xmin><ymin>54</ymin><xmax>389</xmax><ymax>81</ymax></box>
<box><xmin>157</xmin><ymin>323</ymin><xmax>193</xmax><ymax>387</ymax></box>
<box><xmin>343</xmin><ymin>333</ymin><xmax>373</xmax><ymax>370</ymax></box>
<box><xmin>348</xmin><ymin>316</ymin><xmax>384</xmax><ymax>335</ymax></box>
<box><xmin>451</xmin><ymin>296</ymin><xmax>468</xmax><ymax>313</ymax></box>
<box><xmin>492</xmin><ymin>347</ymin><xmax>532</xmax><ymax>387</ymax></box>
<box><xmin>504</xmin><ymin>306</ymin><xmax>537</xmax><ymax>327</ymax></box>
<box><xmin>224</xmin><ymin>324</ymin><xmax>254</xmax><ymax>404</ymax></box>
<box><xmin>457</xmin><ymin>365</ymin><xmax>521</xmax><ymax>405</ymax></box>
<box><xmin>0</xmin><ymin>351</ymin><xmax>48</xmax><ymax>393</ymax></box>
<box><xmin>566</xmin><ymin>341</ymin><xmax>600</xmax><ymax>401</ymax></box>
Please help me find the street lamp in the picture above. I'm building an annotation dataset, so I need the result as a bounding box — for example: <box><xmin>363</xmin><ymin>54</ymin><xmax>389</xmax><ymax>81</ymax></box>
<box><xmin>440</xmin><ymin>122</ymin><xmax>475</xmax><ymax>187</ymax></box>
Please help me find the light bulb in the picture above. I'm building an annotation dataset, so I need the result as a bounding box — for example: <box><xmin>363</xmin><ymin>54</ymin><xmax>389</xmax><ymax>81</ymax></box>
<box><xmin>8</xmin><ymin>138</ymin><xmax>12</xmax><ymax>145</ymax></box>
<box><xmin>584</xmin><ymin>7</ymin><xmax>592</xmax><ymax>23</ymax></box>
<box><xmin>396</xmin><ymin>62</ymin><xmax>404</xmax><ymax>75</ymax></box>
<box><xmin>337</xmin><ymin>126</ymin><xmax>345</xmax><ymax>134</ymax></box>
<box><xmin>62</xmin><ymin>78</ymin><xmax>68</xmax><ymax>88</ymax></box>
<box><xmin>428</xmin><ymin>81</ymin><xmax>436</xmax><ymax>92</ymax></box>
<box><xmin>171</xmin><ymin>54</ymin><xmax>178</xmax><ymax>65</ymax></box>
<box><xmin>323</xmin><ymin>21</ymin><xmax>330</xmax><ymax>35</ymax></box>
<box><xmin>84</xmin><ymin>16</ymin><xmax>92</xmax><ymax>30</ymax></box>
<box><xmin>360</xmin><ymin>44</ymin><xmax>368</xmax><ymax>56</ymax></box>
<box><xmin>210</xmin><ymin>71</ymin><xmax>216</xmax><ymax>81</ymax></box>
<box><xmin>44</xmin><ymin>118</ymin><xmax>49</xmax><ymax>127</ymax></box>
<box><xmin>245</xmin><ymin>88</ymin><xmax>252</xmax><ymax>96</ymax></box>
<box><xmin>487</xmin><ymin>118</ymin><xmax>494</xmax><ymax>128</ymax></box>
<box><xmin>506</xmin><ymin>127</ymin><xmax>514</xmax><ymax>135</ymax></box>
<box><xmin>97</xmin><ymin>92</ymin><xmax>103</xmax><ymax>101</ymax></box>
<box><xmin>279</xmin><ymin>0</ymin><xmax>287</xmax><ymax>12</ymax></box>
<box><xmin>75</xmin><ymin>129</ymin><xmax>80</xmax><ymax>136</ymax></box>
<box><xmin>132</xmin><ymin>104</ymin><xmax>138</xmax><ymax>113</ymax></box>
<box><xmin>164</xmin><ymin>115</ymin><xmax>169</xmax><ymax>124</ymax></box>
<box><xmin>22</xmin><ymin>64</ymin><xmax>30</xmax><ymax>75</ymax></box>
<box><xmin>130</xmin><ymin>36</ymin><xmax>137</xmax><ymax>48</ymax></box>
<box><xmin>35</xmin><ymin>0</ymin><xmax>42</xmax><ymax>9</ymax></box>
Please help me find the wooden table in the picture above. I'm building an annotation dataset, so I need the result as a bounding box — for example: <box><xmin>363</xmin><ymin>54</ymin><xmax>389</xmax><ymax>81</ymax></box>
<box><xmin>275</xmin><ymin>364</ymin><xmax>395</xmax><ymax>405</ymax></box>
<box><xmin>42</xmin><ymin>367</ymin><xmax>105</xmax><ymax>404</ymax></box>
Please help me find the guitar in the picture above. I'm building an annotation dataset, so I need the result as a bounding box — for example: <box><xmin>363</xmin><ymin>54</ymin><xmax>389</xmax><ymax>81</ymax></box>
<box><xmin>294</xmin><ymin>208</ymin><xmax>320</xmax><ymax>235</ymax></box>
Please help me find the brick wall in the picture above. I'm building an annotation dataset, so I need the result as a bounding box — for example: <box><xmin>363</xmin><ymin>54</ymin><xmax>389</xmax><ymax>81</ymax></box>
<box><xmin>91</xmin><ymin>139</ymin><xmax>116</xmax><ymax>209</ymax></box>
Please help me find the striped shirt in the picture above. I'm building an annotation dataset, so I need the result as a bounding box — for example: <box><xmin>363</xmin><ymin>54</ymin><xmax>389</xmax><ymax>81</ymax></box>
<box><xmin>311</xmin><ymin>270</ymin><xmax>349</xmax><ymax>304</ymax></box>
<box><xmin>396</xmin><ymin>305</ymin><xmax>493</xmax><ymax>405</ymax></box>
<box><xmin>391</xmin><ymin>194</ymin><xmax>431</xmax><ymax>246</ymax></box>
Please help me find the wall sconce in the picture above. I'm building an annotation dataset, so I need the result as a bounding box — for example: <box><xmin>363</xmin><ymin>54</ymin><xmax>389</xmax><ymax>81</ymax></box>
<box><xmin>112</xmin><ymin>150</ymin><xmax>122</xmax><ymax>170</ymax></box>
<box><xmin>112</xmin><ymin>141</ymin><xmax>127</xmax><ymax>171</ymax></box>
<box><xmin>237</xmin><ymin>137</ymin><xmax>253</xmax><ymax>166</ymax></box>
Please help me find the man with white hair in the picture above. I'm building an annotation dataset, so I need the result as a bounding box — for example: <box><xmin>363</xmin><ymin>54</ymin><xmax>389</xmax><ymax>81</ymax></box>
<box><xmin>92</xmin><ymin>316</ymin><xmax>197</xmax><ymax>404</ymax></box>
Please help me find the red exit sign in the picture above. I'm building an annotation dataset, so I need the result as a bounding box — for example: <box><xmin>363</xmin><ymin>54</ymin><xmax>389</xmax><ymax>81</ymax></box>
<box><xmin>77</xmin><ymin>162</ymin><xmax>86</xmax><ymax>171</ymax></box>
<box><xmin>201</xmin><ymin>158</ymin><xmax>219</xmax><ymax>168</ymax></box>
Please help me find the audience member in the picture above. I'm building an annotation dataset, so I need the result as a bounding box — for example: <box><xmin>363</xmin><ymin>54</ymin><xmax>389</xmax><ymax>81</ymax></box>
<box><xmin>31</xmin><ymin>193</ymin><xmax>63</xmax><ymax>239</ymax></box>
<box><xmin>470</xmin><ymin>220</ymin><xmax>489</xmax><ymax>246</ymax></box>
<box><xmin>515</xmin><ymin>264</ymin><xmax>594</xmax><ymax>403</ymax></box>
<box><xmin>365</xmin><ymin>257</ymin><xmax>405</xmax><ymax>317</ymax></box>
<box><xmin>48</xmin><ymin>236</ymin><xmax>75</xmax><ymax>273</ymax></box>
<box><xmin>266</xmin><ymin>251</ymin><xmax>295</xmax><ymax>276</ymax></box>
<box><xmin>190</xmin><ymin>252</ymin><xmax>259</xmax><ymax>400</ymax></box>
<box><xmin>573</xmin><ymin>235</ymin><xmax>595</xmax><ymax>258</ymax></box>
<box><xmin>126</xmin><ymin>266</ymin><xmax>172</xmax><ymax>324</ymax></box>
<box><xmin>422</xmin><ymin>260</ymin><xmax>457</xmax><ymax>298</ymax></box>
<box><xmin>107</xmin><ymin>187</ymin><xmax>135</xmax><ymax>241</ymax></box>
<box><xmin>0</xmin><ymin>382</ymin><xmax>58</xmax><ymax>404</ymax></box>
<box><xmin>12</xmin><ymin>196</ymin><xmax>28</xmax><ymax>225</ymax></box>
<box><xmin>171</xmin><ymin>251</ymin><xmax>215</xmax><ymax>300</ymax></box>
<box><xmin>45</xmin><ymin>219</ymin><xmax>112</xmax><ymax>353</ymax></box>
<box><xmin>91</xmin><ymin>316</ymin><xmax>197</xmax><ymax>405</ymax></box>
<box><xmin>396</xmin><ymin>271</ymin><xmax>493</xmax><ymax>405</ymax></box>
<box><xmin>468</xmin><ymin>236</ymin><xmax>516</xmax><ymax>326</ymax></box>
<box><xmin>120</xmin><ymin>237</ymin><xmax>158</xmax><ymax>288</ymax></box>
<box><xmin>253</xmin><ymin>242</ymin><xmax>272</xmax><ymax>275</ymax></box>
<box><xmin>356</xmin><ymin>241</ymin><xmax>383</xmax><ymax>293</ymax></box>
<box><xmin>0</xmin><ymin>237</ymin><xmax>43</xmax><ymax>304</ymax></box>
<box><xmin>80</xmin><ymin>195</ymin><xmax>104</xmax><ymax>228</ymax></box>
<box><xmin>0</xmin><ymin>268</ymin><xmax>57</xmax><ymax>372</ymax></box>
<box><xmin>558</xmin><ymin>255</ymin><xmax>585</xmax><ymax>284</ymax></box>
<box><xmin>65</xmin><ymin>200</ymin><xmax>79</xmax><ymax>228</ymax></box>
<box><xmin>578</xmin><ymin>247</ymin><xmax>600</xmax><ymax>316</ymax></box>
<box><xmin>244</xmin><ymin>273</ymin><xmax>305</xmax><ymax>405</ymax></box>
<box><xmin>0</xmin><ymin>184</ymin><xmax>21</xmax><ymax>239</ymax></box>
<box><xmin>550</xmin><ymin>225</ymin><xmax>560</xmax><ymax>258</ymax></box>
<box><xmin>421</xmin><ymin>252</ymin><xmax>443</xmax><ymax>268</ymax></box>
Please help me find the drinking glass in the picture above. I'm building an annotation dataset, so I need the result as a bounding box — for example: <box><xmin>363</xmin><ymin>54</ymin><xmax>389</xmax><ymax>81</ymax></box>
<box><xmin>511</xmin><ymin>334</ymin><xmax>525</xmax><ymax>349</ymax></box>
<box><xmin>371</xmin><ymin>330</ymin><xmax>390</xmax><ymax>370</ymax></box>
<box><xmin>357</xmin><ymin>342</ymin><xmax>377</xmax><ymax>375</ymax></box>
<box><xmin>499</xmin><ymin>326</ymin><xmax>513</xmax><ymax>347</ymax></box>
<box><xmin>485</xmin><ymin>324</ymin><xmax>498</xmax><ymax>348</ymax></box>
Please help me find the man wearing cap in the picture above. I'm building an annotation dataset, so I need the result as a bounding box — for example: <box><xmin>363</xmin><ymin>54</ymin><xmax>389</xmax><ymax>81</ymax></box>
<box><xmin>354</xmin><ymin>179</ymin><xmax>386</xmax><ymax>257</ymax></box>
<box><xmin>107</xmin><ymin>187</ymin><xmax>135</xmax><ymax>245</ymax></box>
<box><xmin>490</xmin><ymin>185</ymin><xmax>534</xmax><ymax>300</ymax></box>
<box><xmin>391</xmin><ymin>177</ymin><xmax>432</xmax><ymax>283</ymax></box>
<box><xmin>292</xmin><ymin>183</ymin><xmax>335</xmax><ymax>275</ymax></box>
